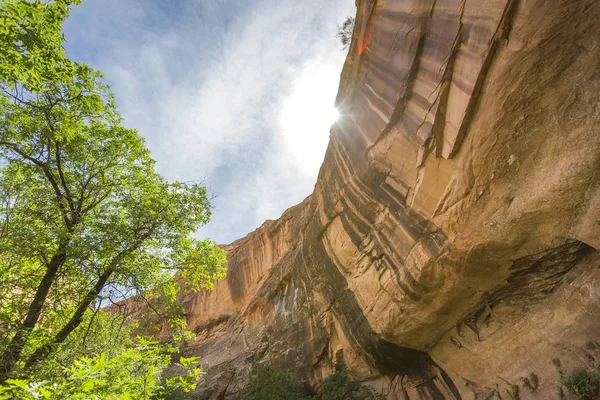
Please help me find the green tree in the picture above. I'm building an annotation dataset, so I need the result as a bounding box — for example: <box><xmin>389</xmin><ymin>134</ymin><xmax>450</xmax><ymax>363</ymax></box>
<box><xmin>0</xmin><ymin>0</ymin><xmax>226</xmax><ymax>394</ymax></box>
<box><xmin>321</xmin><ymin>362</ymin><xmax>385</xmax><ymax>400</ymax></box>
<box><xmin>241</xmin><ymin>364</ymin><xmax>314</xmax><ymax>400</ymax></box>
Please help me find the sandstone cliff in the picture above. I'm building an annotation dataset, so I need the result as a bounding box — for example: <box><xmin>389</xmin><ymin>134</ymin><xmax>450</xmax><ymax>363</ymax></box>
<box><xmin>169</xmin><ymin>0</ymin><xmax>600</xmax><ymax>398</ymax></box>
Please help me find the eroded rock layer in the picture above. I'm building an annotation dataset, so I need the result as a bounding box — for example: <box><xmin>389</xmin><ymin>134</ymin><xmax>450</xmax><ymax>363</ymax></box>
<box><xmin>169</xmin><ymin>0</ymin><xmax>600</xmax><ymax>398</ymax></box>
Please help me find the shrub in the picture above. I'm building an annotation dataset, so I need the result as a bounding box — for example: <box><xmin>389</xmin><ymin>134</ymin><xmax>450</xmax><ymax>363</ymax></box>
<box><xmin>241</xmin><ymin>364</ymin><xmax>313</xmax><ymax>400</ymax></box>
<box><xmin>321</xmin><ymin>362</ymin><xmax>385</xmax><ymax>400</ymax></box>
<box><xmin>553</xmin><ymin>358</ymin><xmax>564</xmax><ymax>376</ymax></box>
<box><xmin>335</xmin><ymin>17</ymin><xmax>355</xmax><ymax>50</ymax></box>
<box><xmin>562</xmin><ymin>368</ymin><xmax>600</xmax><ymax>400</ymax></box>
<box><xmin>506</xmin><ymin>384</ymin><xmax>519</xmax><ymax>400</ymax></box>
<box><xmin>522</xmin><ymin>372</ymin><xmax>539</xmax><ymax>392</ymax></box>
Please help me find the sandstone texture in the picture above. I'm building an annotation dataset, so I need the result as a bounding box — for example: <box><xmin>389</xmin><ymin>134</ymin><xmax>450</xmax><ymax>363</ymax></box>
<box><xmin>160</xmin><ymin>0</ymin><xmax>600</xmax><ymax>398</ymax></box>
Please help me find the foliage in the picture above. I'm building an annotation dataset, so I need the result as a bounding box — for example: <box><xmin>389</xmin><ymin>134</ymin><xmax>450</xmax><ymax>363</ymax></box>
<box><xmin>321</xmin><ymin>362</ymin><xmax>385</xmax><ymax>400</ymax></box>
<box><xmin>553</xmin><ymin>358</ymin><xmax>562</xmax><ymax>368</ymax></box>
<box><xmin>482</xmin><ymin>386</ymin><xmax>500</xmax><ymax>400</ymax></box>
<box><xmin>335</xmin><ymin>17</ymin><xmax>355</xmax><ymax>50</ymax></box>
<box><xmin>0</xmin><ymin>0</ymin><xmax>79</xmax><ymax>91</ymax></box>
<box><xmin>240</xmin><ymin>364</ymin><xmax>314</xmax><ymax>400</ymax></box>
<box><xmin>522</xmin><ymin>372</ymin><xmax>539</xmax><ymax>392</ymax></box>
<box><xmin>561</xmin><ymin>368</ymin><xmax>600</xmax><ymax>400</ymax></box>
<box><xmin>553</xmin><ymin>358</ymin><xmax>564</xmax><ymax>376</ymax></box>
<box><xmin>26</xmin><ymin>310</ymin><xmax>137</xmax><ymax>382</ymax></box>
<box><xmin>240</xmin><ymin>362</ymin><xmax>386</xmax><ymax>400</ymax></box>
<box><xmin>194</xmin><ymin>313</ymin><xmax>232</xmax><ymax>334</ymax></box>
<box><xmin>0</xmin><ymin>336</ymin><xmax>201</xmax><ymax>400</ymax></box>
<box><xmin>0</xmin><ymin>0</ymin><xmax>227</xmax><ymax>397</ymax></box>
<box><xmin>505</xmin><ymin>384</ymin><xmax>519</xmax><ymax>400</ymax></box>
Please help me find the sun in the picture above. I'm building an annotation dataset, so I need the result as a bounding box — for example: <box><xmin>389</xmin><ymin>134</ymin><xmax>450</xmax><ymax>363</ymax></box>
<box><xmin>331</xmin><ymin>107</ymin><xmax>340</xmax><ymax>123</ymax></box>
<box><xmin>280</xmin><ymin>63</ymin><xmax>341</xmax><ymax>175</ymax></box>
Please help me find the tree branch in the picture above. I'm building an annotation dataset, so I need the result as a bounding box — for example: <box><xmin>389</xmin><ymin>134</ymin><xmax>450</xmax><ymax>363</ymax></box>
<box><xmin>54</xmin><ymin>141</ymin><xmax>77</xmax><ymax>218</ymax></box>
<box><xmin>0</xmin><ymin>242</ymin><xmax>69</xmax><ymax>382</ymax></box>
<box><xmin>23</xmin><ymin>266</ymin><xmax>114</xmax><ymax>371</ymax></box>
<box><xmin>0</xmin><ymin>140</ymin><xmax>71</xmax><ymax>228</ymax></box>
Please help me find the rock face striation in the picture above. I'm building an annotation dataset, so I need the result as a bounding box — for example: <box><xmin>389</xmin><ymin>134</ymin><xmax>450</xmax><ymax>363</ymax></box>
<box><xmin>169</xmin><ymin>0</ymin><xmax>600</xmax><ymax>398</ymax></box>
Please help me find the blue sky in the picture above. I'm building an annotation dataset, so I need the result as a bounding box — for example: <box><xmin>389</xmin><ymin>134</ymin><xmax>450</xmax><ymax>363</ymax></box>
<box><xmin>63</xmin><ymin>0</ymin><xmax>355</xmax><ymax>244</ymax></box>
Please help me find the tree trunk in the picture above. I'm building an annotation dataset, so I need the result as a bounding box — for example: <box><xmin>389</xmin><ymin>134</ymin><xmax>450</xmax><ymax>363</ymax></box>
<box><xmin>0</xmin><ymin>245</ymin><xmax>67</xmax><ymax>382</ymax></box>
<box><xmin>23</xmin><ymin>268</ymin><xmax>114</xmax><ymax>372</ymax></box>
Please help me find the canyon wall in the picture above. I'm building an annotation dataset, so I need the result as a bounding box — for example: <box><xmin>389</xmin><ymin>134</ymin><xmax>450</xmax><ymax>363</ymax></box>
<box><xmin>172</xmin><ymin>0</ymin><xmax>600</xmax><ymax>398</ymax></box>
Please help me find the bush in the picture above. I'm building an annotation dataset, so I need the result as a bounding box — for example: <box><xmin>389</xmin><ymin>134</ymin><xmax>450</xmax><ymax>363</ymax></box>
<box><xmin>321</xmin><ymin>362</ymin><xmax>385</xmax><ymax>400</ymax></box>
<box><xmin>240</xmin><ymin>362</ymin><xmax>385</xmax><ymax>400</ymax></box>
<box><xmin>335</xmin><ymin>17</ymin><xmax>355</xmax><ymax>50</ymax></box>
<box><xmin>562</xmin><ymin>368</ymin><xmax>600</xmax><ymax>400</ymax></box>
<box><xmin>522</xmin><ymin>372</ymin><xmax>539</xmax><ymax>392</ymax></box>
<box><xmin>241</xmin><ymin>364</ymin><xmax>313</xmax><ymax>400</ymax></box>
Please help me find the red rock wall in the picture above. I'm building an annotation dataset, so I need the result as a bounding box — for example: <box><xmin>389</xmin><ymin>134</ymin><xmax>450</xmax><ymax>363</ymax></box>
<box><xmin>171</xmin><ymin>0</ymin><xmax>600</xmax><ymax>398</ymax></box>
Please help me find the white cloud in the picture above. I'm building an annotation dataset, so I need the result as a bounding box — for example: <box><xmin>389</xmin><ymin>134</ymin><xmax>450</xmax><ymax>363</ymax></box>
<box><xmin>64</xmin><ymin>0</ymin><xmax>355</xmax><ymax>243</ymax></box>
<box><xmin>280</xmin><ymin>62</ymin><xmax>341</xmax><ymax>176</ymax></box>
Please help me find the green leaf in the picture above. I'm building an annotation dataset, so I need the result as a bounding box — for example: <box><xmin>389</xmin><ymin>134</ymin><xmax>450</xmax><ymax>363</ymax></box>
<box><xmin>0</xmin><ymin>0</ymin><xmax>224</xmax><ymax>397</ymax></box>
